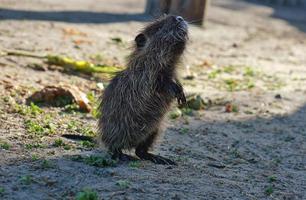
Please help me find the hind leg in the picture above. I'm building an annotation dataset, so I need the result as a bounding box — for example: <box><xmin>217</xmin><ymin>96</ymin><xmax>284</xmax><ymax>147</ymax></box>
<box><xmin>135</xmin><ymin>130</ymin><xmax>176</xmax><ymax>165</ymax></box>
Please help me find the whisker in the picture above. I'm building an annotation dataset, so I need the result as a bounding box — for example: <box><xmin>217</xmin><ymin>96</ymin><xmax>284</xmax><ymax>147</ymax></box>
<box><xmin>187</xmin><ymin>19</ymin><xmax>203</xmax><ymax>24</ymax></box>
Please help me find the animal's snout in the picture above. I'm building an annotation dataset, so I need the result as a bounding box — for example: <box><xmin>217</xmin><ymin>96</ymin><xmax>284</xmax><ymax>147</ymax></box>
<box><xmin>176</xmin><ymin>16</ymin><xmax>184</xmax><ymax>22</ymax></box>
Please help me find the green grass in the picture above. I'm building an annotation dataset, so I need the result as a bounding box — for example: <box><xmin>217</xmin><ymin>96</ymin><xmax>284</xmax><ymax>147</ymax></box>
<box><xmin>244</xmin><ymin>67</ymin><xmax>256</xmax><ymax>77</ymax></box>
<box><xmin>208</xmin><ymin>69</ymin><xmax>222</xmax><ymax>79</ymax></box>
<box><xmin>31</xmin><ymin>154</ymin><xmax>39</xmax><ymax>161</ymax></box>
<box><xmin>0</xmin><ymin>187</ymin><xmax>4</xmax><ymax>196</ymax></box>
<box><xmin>128</xmin><ymin>161</ymin><xmax>142</xmax><ymax>168</ymax></box>
<box><xmin>203</xmin><ymin>65</ymin><xmax>284</xmax><ymax>92</ymax></box>
<box><xmin>19</xmin><ymin>175</ymin><xmax>33</xmax><ymax>185</ymax></box>
<box><xmin>80</xmin><ymin>141</ymin><xmax>95</xmax><ymax>148</ymax></box>
<box><xmin>14</xmin><ymin>102</ymin><xmax>43</xmax><ymax>116</ymax></box>
<box><xmin>267</xmin><ymin>175</ymin><xmax>277</xmax><ymax>183</ymax></box>
<box><xmin>223</xmin><ymin>65</ymin><xmax>236</xmax><ymax>73</ymax></box>
<box><xmin>25</xmin><ymin>141</ymin><xmax>45</xmax><ymax>149</ymax></box>
<box><xmin>116</xmin><ymin>180</ymin><xmax>130</xmax><ymax>189</ymax></box>
<box><xmin>168</xmin><ymin>108</ymin><xmax>182</xmax><ymax>119</ymax></box>
<box><xmin>265</xmin><ymin>185</ymin><xmax>274</xmax><ymax>195</ymax></box>
<box><xmin>0</xmin><ymin>141</ymin><xmax>11</xmax><ymax>150</ymax></box>
<box><xmin>25</xmin><ymin>119</ymin><xmax>56</xmax><ymax>137</ymax></box>
<box><xmin>181</xmin><ymin>107</ymin><xmax>193</xmax><ymax>116</ymax></box>
<box><xmin>41</xmin><ymin>160</ymin><xmax>55</xmax><ymax>169</ymax></box>
<box><xmin>111</xmin><ymin>37</ymin><xmax>123</xmax><ymax>44</ymax></box>
<box><xmin>53</xmin><ymin>138</ymin><xmax>64</xmax><ymax>147</ymax></box>
<box><xmin>180</xmin><ymin>127</ymin><xmax>189</xmax><ymax>135</ymax></box>
<box><xmin>75</xmin><ymin>188</ymin><xmax>99</xmax><ymax>200</ymax></box>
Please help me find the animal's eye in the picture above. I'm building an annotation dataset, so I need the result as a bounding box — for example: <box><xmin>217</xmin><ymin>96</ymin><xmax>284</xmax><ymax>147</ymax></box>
<box><xmin>135</xmin><ymin>33</ymin><xmax>146</xmax><ymax>48</ymax></box>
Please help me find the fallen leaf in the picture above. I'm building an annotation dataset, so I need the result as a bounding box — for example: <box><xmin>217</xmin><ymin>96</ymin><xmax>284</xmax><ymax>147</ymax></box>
<box><xmin>26</xmin><ymin>85</ymin><xmax>91</xmax><ymax>112</ymax></box>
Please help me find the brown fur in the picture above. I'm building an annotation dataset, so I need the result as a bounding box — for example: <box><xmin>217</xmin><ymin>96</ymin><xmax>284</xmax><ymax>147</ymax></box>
<box><xmin>98</xmin><ymin>15</ymin><xmax>188</xmax><ymax>164</ymax></box>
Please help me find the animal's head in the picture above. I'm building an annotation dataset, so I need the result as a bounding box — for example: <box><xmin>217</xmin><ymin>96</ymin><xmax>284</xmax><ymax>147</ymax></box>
<box><xmin>134</xmin><ymin>15</ymin><xmax>188</xmax><ymax>56</ymax></box>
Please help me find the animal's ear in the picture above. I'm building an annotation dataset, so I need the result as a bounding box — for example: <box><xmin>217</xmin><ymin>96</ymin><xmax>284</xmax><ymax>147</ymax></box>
<box><xmin>135</xmin><ymin>33</ymin><xmax>146</xmax><ymax>48</ymax></box>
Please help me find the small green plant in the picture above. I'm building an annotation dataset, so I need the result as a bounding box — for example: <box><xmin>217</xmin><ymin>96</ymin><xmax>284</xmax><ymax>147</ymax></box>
<box><xmin>54</xmin><ymin>138</ymin><xmax>64</xmax><ymax>147</ymax></box>
<box><xmin>80</xmin><ymin>141</ymin><xmax>95</xmax><ymax>148</ymax></box>
<box><xmin>181</xmin><ymin>107</ymin><xmax>193</xmax><ymax>116</ymax></box>
<box><xmin>14</xmin><ymin>102</ymin><xmax>43</xmax><ymax>116</ymax></box>
<box><xmin>64</xmin><ymin>103</ymin><xmax>80</xmax><ymax>113</ymax></box>
<box><xmin>25</xmin><ymin>119</ymin><xmax>56</xmax><ymax>137</ymax></box>
<box><xmin>31</xmin><ymin>154</ymin><xmax>39</xmax><ymax>161</ymax></box>
<box><xmin>168</xmin><ymin>108</ymin><xmax>182</xmax><ymax>119</ymax></box>
<box><xmin>180</xmin><ymin>127</ymin><xmax>189</xmax><ymax>135</ymax></box>
<box><xmin>29</xmin><ymin>103</ymin><xmax>43</xmax><ymax>115</ymax></box>
<box><xmin>232</xmin><ymin>104</ymin><xmax>239</xmax><ymax>113</ymax></box>
<box><xmin>208</xmin><ymin>69</ymin><xmax>222</xmax><ymax>79</ymax></box>
<box><xmin>111</xmin><ymin>37</ymin><xmax>123</xmax><ymax>44</ymax></box>
<box><xmin>19</xmin><ymin>175</ymin><xmax>33</xmax><ymax>185</ymax></box>
<box><xmin>128</xmin><ymin>161</ymin><xmax>142</xmax><ymax>168</ymax></box>
<box><xmin>223</xmin><ymin>65</ymin><xmax>235</xmax><ymax>73</ymax></box>
<box><xmin>0</xmin><ymin>141</ymin><xmax>10</xmax><ymax>150</ymax></box>
<box><xmin>80</xmin><ymin>127</ymin><xmax>96</xmax><ymax>137</ymax></box>
<box><xmin>267</xmin><ymin>175</ymin><xmax>277</xmax><ymax>183</ymax></box>
<box><xmin>75</xmin><ymin>188</ymin><xmax>99</xmax><ymax>200</ymax></box>
<box><xmin>83</xmin><ymin>155</ymin><xmax>116</xmax><ymax>167</ymax></box>
<box><xmin>25</xmin><ymin>142</ymin><xmax>45</xmax><ymax>149</ymax></box>
<box><xmin>63</xmin><ymin>144</ymin><xmax>71</xmax><ymax>150</ymax></box>
<box><xmin>244</xmin><ymin>67</ymin><xmax>255</xmax><ymax>77</ymax></box>
<box><xmin>67</xmin><ymin>120</ymin><xmax>79</xmax><ymax>130</ymax></box>
<box><xmin>0</xmin><ymin>187</ymin><xmax>5</xmax><ymax>196</ymax></box>
<box><xmin>41</xmin><ymin>160</ymin><xmax>54</xmax><ymax>169</ymax></box>
<box><xmin>25</xmin><ymin>120</ymin><xmax>44</xmax><ymax>135</ymax></box>
<box><xmin>116</xmin><ymin>180</ymin><xmax>130</xmax><ymax>189</ymax></box>
<box><xmin>224</xmin><ymin>79</ymin><xmax>239</xmax><ymax>91</ymax></box>
<box><xmin>265</xmin><ymin>185</ymin><xmax>274</xmax><ymax>195</ymax></box>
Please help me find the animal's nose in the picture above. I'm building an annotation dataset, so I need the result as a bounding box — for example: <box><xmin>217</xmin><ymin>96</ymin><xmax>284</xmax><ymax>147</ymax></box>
<box><xmin>176</xmin><ymin>16</ymin><xmax>184</xmax><ymax>22</ymax></box>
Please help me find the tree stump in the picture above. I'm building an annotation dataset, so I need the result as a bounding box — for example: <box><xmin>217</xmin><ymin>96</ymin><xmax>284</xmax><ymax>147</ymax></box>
<box><xmin>145</xmin><ymin>0</ymin><xmax>209</xmax><ymax>25</ymax></box>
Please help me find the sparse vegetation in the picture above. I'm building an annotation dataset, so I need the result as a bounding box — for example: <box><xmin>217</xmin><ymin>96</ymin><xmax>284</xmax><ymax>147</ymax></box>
<box><xmin>41</xmin><ymin>159</ymin><xmax>55</xmax><ymax>169</ymax></box>
<box><xmin>128</xmin><ymin>161</ymin><xmax>142</xmax><ymax>168</ymax></box>
<box><xmin>116</xmin><ymin>180</ymin><xmax>130</xmax><ymax>189</ymax></box>
<box><xmin>0</xmin><ymin>141</ymin><xmax>11</xmax><ymax>150</ymax></box>
<box><xmin>180</xmin><ymin>127</ymin><xmax>189</xmax><ymax>135</ymax></box>
<box><xmin>19</xmin><ymin>175</ymin><xmax>33</xmax><ymax>185</ymax></box>
<box><xmin>25</xmin><ymin>119</ymin><xmax>55</xmax><ymax>137</ymax></box>
<box><xmin>265</xmin><ymin>185</ymin><xmax>274</xmax><ymax>195</ymax></box>
<box><xmin>268</xmin><ymin>175</ymin><xmax>277</xmax><ymax>183</ymax></box>
<box><xmin>75</xmin><ymin>188</ymin><xmax>99</xmax><ymax>200</ymax></box>
<box><xmin>80</xmin><ymin>141</ymin><xmax>95</xmax><ymax>148</ymax></box>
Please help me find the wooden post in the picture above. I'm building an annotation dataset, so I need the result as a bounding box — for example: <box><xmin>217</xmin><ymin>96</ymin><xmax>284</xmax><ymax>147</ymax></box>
<box><xmin>145</xmin><ymin>0</ymin><xmax>171</xmax><ymax>16</ymax></box>
<box><xmin>169</xmin><ymin>0</ymin><xmax>208</xmax><ymax>25</ymax></box>
<box><xmin>145</xmin><ymin>0</ymin><xmax>209</xmax><ymax>25</ymax></box>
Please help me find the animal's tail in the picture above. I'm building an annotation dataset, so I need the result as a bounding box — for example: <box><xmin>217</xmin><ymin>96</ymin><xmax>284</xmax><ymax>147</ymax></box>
<box><xmin>61</xmin><ymin>134</ymin><xmax>94</xmax><ymax>142</ymax></box>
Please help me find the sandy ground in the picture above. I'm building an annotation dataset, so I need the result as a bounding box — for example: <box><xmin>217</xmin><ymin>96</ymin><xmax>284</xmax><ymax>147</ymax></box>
<box><xmin>1</xmin><ymin>0</ymin><xmax>306</xmax><ymax>199</ymax></box>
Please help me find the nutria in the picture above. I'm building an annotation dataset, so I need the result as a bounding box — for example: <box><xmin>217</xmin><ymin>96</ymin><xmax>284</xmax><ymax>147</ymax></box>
<box><xmin>98</xmin><ymin>15</ymin><xmax>188</xmax><ymax>165</ymax></box>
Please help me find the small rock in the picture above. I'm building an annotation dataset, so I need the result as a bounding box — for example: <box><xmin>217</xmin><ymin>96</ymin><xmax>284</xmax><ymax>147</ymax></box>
<box><xmin>275</xmin><ymin>94</ymin><xmax>282</xmax><ymax>99</ymax></box>
<box><xmin>96</xmin><ymin>82</ymin><xmax>104</xmax><ymax>91</ymax></box>
<box><xmin>184</xmin><ymin>65</ymin><xmax>197</xmax><ymax>80</ymax></box>
<box><xmin>232</xmin><ymin>43</ymin><xmax>238</xmax><ymax>48</ymax></box>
